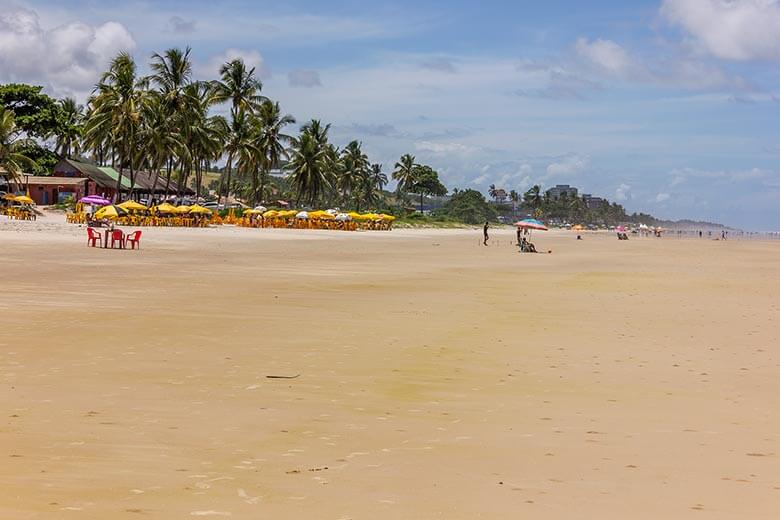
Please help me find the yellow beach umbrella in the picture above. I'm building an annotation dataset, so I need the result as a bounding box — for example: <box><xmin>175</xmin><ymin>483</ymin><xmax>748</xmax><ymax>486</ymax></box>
<box><xmin>189</xmin><ymin>204</ymin><xmax>213</xmax><ymax>215</ymax></box>
<box><xmin>243</xmin><ymin>208</ymin><xmax>263</xmax><ymax>215</ymax></box>
<box><xmin>379</xmin><ymin>214</ymin><xmax>396</xmax><ymax>221</ymax></box>
<box><xmin>153</xmin><ymin>202</ymin><xmax>177</xmax><ymax>213</ymax></box>
<box><xmin>173</xmin><ymin>205</ymin><xmax>191</xmax><ymax>213</ymax></box>
<box><xmin>13</xmin><ymin>195</ymin><xmax>34</xmax><ymax>204</ymax></box>
<box><xmin>94</xmin><ymin>204</ymin><xmax>127</xmax><ymax>220</ymax></box>
<box><xmin>3</xmin><ymin>193</ymin><xmax>17</xmax><ymax>201</ymax></box>
<box><xmin>262</xmin><ymin>210</ymin><xmax>278</xmax><ymax>218</ymax></box>
<box><xmin>118</xmin><ymin>200</ymin><xmax>148</xmax><ymax>211</ymax></box>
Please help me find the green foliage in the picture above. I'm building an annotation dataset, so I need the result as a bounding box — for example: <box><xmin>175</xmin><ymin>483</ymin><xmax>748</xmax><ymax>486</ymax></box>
<box><xmin>436</xmin><ymin>189</ymin><xmax>497</xmax><ymax>224</ymax></box>
<box><xmin>0</xmin><ymin>84</ymin><xmax>63</xmax><ymax>139</ymax></box>
<box><xmin>15</xmin><ymin>141</ymin><xmax>59</xmax><ymax>174</ymax></box>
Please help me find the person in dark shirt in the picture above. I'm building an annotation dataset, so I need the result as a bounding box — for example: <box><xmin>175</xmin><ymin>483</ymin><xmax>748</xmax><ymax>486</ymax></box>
<box><xmin>483</xmin><ymin>221</ymin><xmax>490</xmax><ymax>246</ymax></box>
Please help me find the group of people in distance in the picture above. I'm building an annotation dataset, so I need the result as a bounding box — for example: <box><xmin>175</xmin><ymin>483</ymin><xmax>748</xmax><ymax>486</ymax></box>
<box><xmin>481</xmin><ymin>222</ymin><xmax>539</xmax><ymax>253</ymax></box>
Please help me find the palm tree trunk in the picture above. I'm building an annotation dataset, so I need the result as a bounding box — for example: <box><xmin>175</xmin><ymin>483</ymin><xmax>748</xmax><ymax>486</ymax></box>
<box><xmin>218</xmin><ymin>154</ymin><xmax>233</xmax><ymax>206</ymax></box>
<box><xmin>258</xmin><ymin>166</ymin><xmax>268</xmax><ymax>206</ymax></box>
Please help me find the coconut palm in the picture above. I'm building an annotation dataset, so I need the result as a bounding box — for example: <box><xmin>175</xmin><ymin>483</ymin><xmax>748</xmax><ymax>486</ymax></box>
<box><xmin>509</xmin><ymin>189</ymin><xmax>519</xmax><ymax>218</ymax></box>
<box><xmin>85</xmin><ymin>52</ymin><xmax>147</xmax><ymax>198</ymax></box>
<box><xmin>212</xmin><ymin>58</ymin><xmax>265</xmax><ymax>203</ymax></box>
<box><xmin>392</xmin><ymin>153</ymin><xmax>416</xmax><ymax>205</ymax></box>
<box><xmin>212</xmin><ymin>58</ymin><xmax>265</xmax><ymax>114</ymax></box>
<box><xmin>220</xmin><ymin>108</ymin><xmax>258</xmax><ymax>204</ymax></box>
<box><xmin>286</xmin><ymin>130</ymin><xmax>329</xmax><ymax>206</ymax></box>
<box><xmin>338</xmin><ymin>140</ymin><xmax>369</xmax><ymax>208</ymax></box>
<box><xmin>488</xmin><ymin>184</ymin><xmax>498</xmax><ymax>202</ymax></box>
<box><xmin>149</xmin><ymin>47</ymin><xmax>193</xmax><ymax>112</ymax></box>
<box><xmin>0</xmin><ymin>107</ymin><xmax>35</xmax><ymax>186</ymax></box>
<box><xmin>54</xmin><ymin>98</ymin><xmax>83</xmax><ymax>159</ymax></box>
<box><xmin>138</xmin><ymin>92</ymin><xmax>182</xmax><ymax>199</ymax></box>
<box><xmin>524</xmin><ymin>184</ymin><xmax>542</xmax><ymax>210</ymax></box>
<box><xmin>254</xmin><ymin>100</ymin><xmax>295</xmax><ymax>205</ymax></box>
<box><xmin>364</xmin><ymin>163</ymin><xmax>387</xmax><ymax>209</ymax></box>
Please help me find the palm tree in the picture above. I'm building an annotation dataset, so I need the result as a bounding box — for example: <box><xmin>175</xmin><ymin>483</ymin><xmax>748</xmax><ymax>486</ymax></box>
<box><xmin>488</xmin><ymin>184</ymin><xmax>498</xmax><ymax>202</ymax></box>
<box><xmin>85</xmin><ymin>52</ymin><xmax>147</xmax><ymax>199</ymax></box>
<box><xmin>0</xmin><ymin>107</ymin><xmax>34</xmax><ymax>187</ymax></box>
<box><xmin>139</xmin><ymin>91</ymin><xmax>182</xmax><ymax>200</ymax></box>
<box><xmin>255</xmin><ymin>100</ymin><xmax>295</xmax><ymax>205</ymax></box>
<box><xmin>179</xmin><ymin>82</ymin><xmax>224</xmax><ymax>199</ymax></box>
<box><xmin>219</xmin><ymin>108</ymin><xmax>258</xmax><ymax>204</ymax></box>
<box><xmin>212</xmin><ymin>58</ymin><xmax>265</xmax><ymax>114</ymax></box>
<box><xmin>509</xmin><ymin>189</ymin><xmax>519</xmax><ymax>218</ymax></box>
<box><xmin>286</xmin><ymin>130</ymin><xmax>329</xmax><ymax>206</ymax></box>
<box><xmin>149</xmin><ymin>47</ymin><xmax>193</xmax><ymax>112</ymax></box>
<box><xmin>392</xmin><ymin>153</ymin><xmax>416</xmax><ymax>206</ymax></box>
<box><xmin>524</xmin><ymin>184</ymin><xmax>542</xmax><ymax>210</ymax></box>
<box><xmin>213</xmin><ymin>58</ymin><xmax>265</xmax><ymax>204</ymax></box>
<box><xmin>338</xmin><ymin>140</ymin><xmax>369</xmax><ymax>208</ymax></box>
<box><xmin>54</xmin><ymin>98</ymin><xmax>83</xmax><ymax>159</ymax></box>
<box><xmin>364</xmin><ymin>163</ymin><xmax>387</xmax><ymax>210</ymax></box>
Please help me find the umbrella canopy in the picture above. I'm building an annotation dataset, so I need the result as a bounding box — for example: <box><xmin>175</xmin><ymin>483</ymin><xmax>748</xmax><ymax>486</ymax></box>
<box><xmin>152</xmin><ymin>202</ymin><xmax>177</xmax><ymax>214</ymax></box>
<box><xmin>296</xmin><ymin>211</ymin><xmax>309</xmax><ymax>219</ymax></box>
<box><xmin>94</xmin><ymin>204</ymin><xmax>128</xmax><ymax>220</ymax></box>
<box><xmin>253</xmin><ymin>205</ymin><xmax>267</xmax><ymax>212</ymax></box>
<box><xmin>515</xmin><ymin>218</ymin><xmax>548</xmax><ymax>231</ymax></box>
<box><xmin>262</xmin><ymin>210</ymin><xmax>278</xmax><ymax>218</ymax></box>
<box><xmin>189</xmin><ymin>204</ymin><xmax>213</xmax><ymax>215</ymax></box>
<box><xmin>173</xmin><ymin>205</ymin><xmax>191</xmax><ymax>213</ymax></box>
<box><xmin>79</xmin><ymin>195</ymin><xmax>111</xmax><ymax>206</ymax></box>
<box><xmin>572</xmin><ymin>224</ymin><xmax>585</xmax><ymax>231</ymax></box>
<box><xmin>616</xmin><ymin>225</ymin><xmax>627</xmax><ymax>233</ymax></box>
<box><xmin>118</xmin><ymin>200</ymin><xmax>148</xmax><ymax>211</ymax></box>
<box><xmin>3</xmin><ymin>193</ymin><xmax>17</xmax><ymax>201</ymax></box>
<box><xmin>335</xmin><ymin>213</ymin><xmax>352</xmax><ymax>221</ymax></box>
<box><xmin>13</xmin><ymin>195</ymin><xmax>34</xmax><ymax>204</ymax></box>
<box><xmin>379</xmin><ymin>214</ymin><xmax>396</xmax><ymax>221</ymax></box>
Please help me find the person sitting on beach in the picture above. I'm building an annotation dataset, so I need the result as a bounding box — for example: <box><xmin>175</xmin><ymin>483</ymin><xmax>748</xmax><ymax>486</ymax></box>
<box><xmin>519</xmin><ymin>237</ymin><xmax>537</xmax><ymax>253</ymax></box>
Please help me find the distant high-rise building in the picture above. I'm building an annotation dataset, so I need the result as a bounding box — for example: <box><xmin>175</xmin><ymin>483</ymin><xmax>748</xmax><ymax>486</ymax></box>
<box><xmin>545</xmin><ymin>184</ymin><xmax>578</xmax><ymax>200</ymax></box>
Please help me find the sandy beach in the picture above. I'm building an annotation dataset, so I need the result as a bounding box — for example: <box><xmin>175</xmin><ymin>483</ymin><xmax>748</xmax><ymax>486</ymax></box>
<box><xmin>1</xmin><ymin>217</ymin><xmax>778</xmax><ymax>519</ymax></box>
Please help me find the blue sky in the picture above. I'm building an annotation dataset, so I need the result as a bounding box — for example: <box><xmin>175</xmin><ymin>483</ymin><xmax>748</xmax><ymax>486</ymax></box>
<box><xmin>2</xmin><ymin>0</ymin><xmax>779</xmax><ymax>229</ymax></box>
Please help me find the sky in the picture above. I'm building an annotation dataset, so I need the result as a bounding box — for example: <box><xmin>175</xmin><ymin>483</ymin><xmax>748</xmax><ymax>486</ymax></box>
<box><xmin>1</xmin><ymin>0</ymin><xmax>779</xmax><ymax>229</ymax></box>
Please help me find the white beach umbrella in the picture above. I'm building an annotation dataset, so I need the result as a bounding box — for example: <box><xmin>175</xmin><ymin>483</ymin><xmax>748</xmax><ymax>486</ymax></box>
<box><xmin>335</xmin><ymin>213</ymin><xmax>352</xmax><ymax>221</ymax></box>
<box><xmin>296</xmin><ymin>211</ymin><xmax>309</xmax><ymax>219</ymax></box>
<box><xmin>254</xmin><ymin>205</ymin><xmax>267</xmax><ymax>212</ymax></box>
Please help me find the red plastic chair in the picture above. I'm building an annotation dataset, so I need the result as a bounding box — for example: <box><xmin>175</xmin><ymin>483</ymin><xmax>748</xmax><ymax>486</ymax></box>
<box><xmin>110</xmin><ymin>230</ymin><xmax>125</xmax><ymax>249</ymax></box>
<box><xmin>125</xmin><ymin>230</ymin><xmax>142</xmax><ymax>250</ymax></box>
<box><xmin>87</xmin><ymin>227</ymin><xmax>102</xmax><ymax>248</ymax></box>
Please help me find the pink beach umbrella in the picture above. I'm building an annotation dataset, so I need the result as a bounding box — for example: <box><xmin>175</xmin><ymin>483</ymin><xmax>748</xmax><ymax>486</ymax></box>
<box><xmin>515</xmin><ymin>218</ymin><xmax>548</xmax><ymax>231</ymax></box>
<box><xmin>79</xmin><ymin>195</ymin><xmax>111</xmax><ymax>206</ymax></box>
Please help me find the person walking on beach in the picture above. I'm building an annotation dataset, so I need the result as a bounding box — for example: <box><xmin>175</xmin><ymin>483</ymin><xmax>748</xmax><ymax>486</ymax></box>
<box><xmin>483</xmin><ymin>221</ymin><xmax>490</xmax><ymax>246</ymax></box>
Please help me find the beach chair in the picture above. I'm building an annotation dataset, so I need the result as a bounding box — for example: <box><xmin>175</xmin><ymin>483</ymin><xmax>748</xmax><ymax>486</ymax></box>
<box><xmin>109</xmin><ymin>230</ymin><xmax>125</xmax><ymax>249</ymax></box>
<box><xmin>125</xmin><ymin>230</ymin><xmax>142</xmax><ymax>250</ymax></box>
<box><xmin>87</xmin><ymin>227</ymin><xmax>102</xmax><ymax>248</ymax></box>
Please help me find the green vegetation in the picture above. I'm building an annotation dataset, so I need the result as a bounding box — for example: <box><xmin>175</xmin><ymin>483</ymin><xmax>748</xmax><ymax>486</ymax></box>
<box><xmin>1</xmin><ymin>48</ymin><xmax>672</xmax><ymax>227</ymax></box>
<box><xmin>435</xmin><ymin>189</ymin><xmax>497</xmax><ymax>224</ymax></box>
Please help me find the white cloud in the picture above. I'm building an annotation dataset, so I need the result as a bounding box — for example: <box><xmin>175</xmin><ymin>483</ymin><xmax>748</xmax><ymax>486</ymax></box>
<box><xmin>199</xmin><ymin>48</ymin><xmax>270</xmax><ymax>80</ymax></box>
<box><xmin>288</xmin><ymin>69</ymin><xmax>322</xmax><ymax>88</ymax></box>
<box><xmin>574</xmin><ymin>38</ymin><xmax>634</xmax><ymax>75</ymax></box>
<box><xmin>414</xmin><ymin>140</ymin><xmax>478</xmax><ymax>155</ymax></box>
<box><xmin>656</xmin><ymin>192</ymin><xmax>671</xmax><ymax>202</ymax></box>
<box><xmin>546</xmin><ymin>154</ymin><xmax>589</xmax><ymax>178</ymax></box>
<box><xmin>615</xmin><ymin>183</ymin><xmax>632</xmax><ymax>201</ymax></box>
<box><xmin>0</xmin><ymin>8</ymin><xmax>135</xmax><ymax>97</ymax></box>
<box><xmin>661</xmin><ymin>0</ymin><xmax>780</xmax><ymax>61</ymax></box>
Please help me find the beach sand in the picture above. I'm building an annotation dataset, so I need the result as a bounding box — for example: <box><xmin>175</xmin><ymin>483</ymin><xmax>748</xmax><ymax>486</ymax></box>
<box><xmin>1</xmin><ymin>216</ymin><xmax>778</xmax><ymax>518</ymax></box>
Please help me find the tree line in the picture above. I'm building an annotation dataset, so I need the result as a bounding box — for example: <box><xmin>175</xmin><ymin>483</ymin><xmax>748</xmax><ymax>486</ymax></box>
<box><xmin>0</xmin><ymin>47</ymin><xmax>446</xmax><ymax>211</ymax></box>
